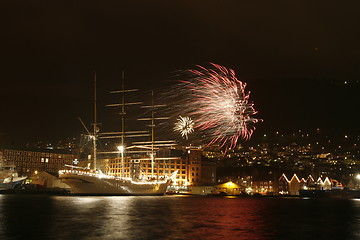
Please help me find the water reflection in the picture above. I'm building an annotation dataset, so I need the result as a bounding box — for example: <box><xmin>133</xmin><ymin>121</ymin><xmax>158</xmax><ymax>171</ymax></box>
<box><xmin>174</xmin><ymin>197</ymin><xmax>274</xmax><ymax>240</ymax></box>
<box><xmin>47</xmin><ymin>196</ymin><xmax>133</xmax><ymax>239</ymax></box>
<box><xmin>0</xmin><ymin>195</ymin><xmax>56</xmax><ymax>239</ymax></box>
<box><xmin>1</xmin><ymin>196</ymin><xmax>360</xmax><ymax>240</ymax></box>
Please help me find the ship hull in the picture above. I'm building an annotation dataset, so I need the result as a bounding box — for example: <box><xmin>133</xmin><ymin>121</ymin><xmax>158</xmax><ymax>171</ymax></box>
<box><xmin>0</xmin><ymin>176</ymin><xmax>27</xmax><ymax>191</ymax></box>
<box><xmin>59</xmin><ymin>173</ymin><xmax>170</xmax><ymax>196</ymax></box>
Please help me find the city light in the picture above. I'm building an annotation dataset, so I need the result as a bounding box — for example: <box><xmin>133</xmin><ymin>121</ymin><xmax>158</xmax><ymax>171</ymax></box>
<box><xmin>227</xmin><ymin>181</ymin><xmax>234</xmax><ymax>187</ymax></box>
<box><xmin>117</xmin><ymin>145</ymin><xmax>125</xmax><ymax>153</ymax></box>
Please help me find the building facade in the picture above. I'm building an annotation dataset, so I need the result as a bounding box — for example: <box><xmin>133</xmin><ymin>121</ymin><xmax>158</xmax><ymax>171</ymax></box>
<box><xmin>106</xmin><ymin>148</ymin><xmax>216</xmax><ymax>187</ymax></box>
<box><xmin>107</xmin><ymin>156</ymin><xmax>186</xmax><ymax>185</ymax></box>
<box><xmin>0</xmin><ymin>148</ymin><xmax>78</xmax><ymax>176</ymax></box>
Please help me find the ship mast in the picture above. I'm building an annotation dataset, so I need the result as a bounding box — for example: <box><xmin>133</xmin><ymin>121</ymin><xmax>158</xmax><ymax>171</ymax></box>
<box><xmin>102</xmin><ymin>81</ymin><xmax>175</xmax><ymax>180</ymax></box>
<box><xmin>151</xmin><ymin>91</ymin><xmax>155</xmax><ymax>177</ymax></box>
<box><xmin>93</xmin><ymin>72</ymin><xmax>98</xmax><ymax>170</ymax></box>
<box><xmin>121</xmin><ymin>71</ymin><xmax>125</xmax><ymax>177</ymax></box>
<box><xmin>104</xmin><ymin>72</ymin><xmax>147</xmax><ymax>178</ymax></box>
<box><xmin>138</xmin><ymin>92</ymin><xmax>173</xmax><ymax>179</ymax></box>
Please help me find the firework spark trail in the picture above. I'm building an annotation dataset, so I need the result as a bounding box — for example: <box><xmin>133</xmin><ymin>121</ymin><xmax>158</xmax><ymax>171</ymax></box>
<box><xmin>177</xmin><ymin>63</ymin><xmax>261</xmax><ymax>149</ymax></box>
<box><xmin>174</xmin><ymin>116</ymin><xmax>194</xmax><ymax>139</ymax></box>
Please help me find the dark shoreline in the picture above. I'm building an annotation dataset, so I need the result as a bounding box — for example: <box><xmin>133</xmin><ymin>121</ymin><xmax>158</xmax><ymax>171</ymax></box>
<box><xmin>2</xmin><ymin>187</ymin><xmax>360</xmax><ymax>199</ymax></box>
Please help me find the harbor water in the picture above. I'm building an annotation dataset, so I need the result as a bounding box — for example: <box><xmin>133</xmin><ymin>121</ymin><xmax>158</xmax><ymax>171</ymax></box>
<box><xmin>1</xmin><ymin>195</ymin><xmax>360</xmax><ymax>240</ymax></box>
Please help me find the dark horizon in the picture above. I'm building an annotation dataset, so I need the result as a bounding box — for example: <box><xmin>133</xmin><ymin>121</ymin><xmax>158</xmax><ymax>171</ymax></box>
<box><xmin>1</xmin><ymin>1</ymin><xmax>360</xmax><ymax>145</ymax></box>
<box><xmin>1</xmin><ymin>76</ymin><xmax>359</xmax><ymax>146</ymax></box>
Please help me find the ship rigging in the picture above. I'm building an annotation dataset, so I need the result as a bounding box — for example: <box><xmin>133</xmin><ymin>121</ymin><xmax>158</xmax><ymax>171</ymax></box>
<box><xmin>58</xmin><ymin>72</ymin><xmax>176</xmax><ymax>195</ymax></box>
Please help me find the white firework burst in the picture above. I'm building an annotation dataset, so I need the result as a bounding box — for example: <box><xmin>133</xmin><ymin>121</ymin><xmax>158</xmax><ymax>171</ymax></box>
<box><xmin>174</xmin><ymin>116</ymin><xmax>194</xmax><ymax>139</ymax></box>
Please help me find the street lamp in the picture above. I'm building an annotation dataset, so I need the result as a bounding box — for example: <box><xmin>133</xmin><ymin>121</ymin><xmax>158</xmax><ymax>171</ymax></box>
<box><xmin>117</xmin><ymin>145</ymin><xmax>125</xmax><ymax>178</ymax></box>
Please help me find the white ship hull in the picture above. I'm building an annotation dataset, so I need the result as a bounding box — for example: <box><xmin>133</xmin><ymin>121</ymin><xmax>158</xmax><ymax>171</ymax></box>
<box><xmin>59</xmin><ymin>171</ymin><xmax>171</xmax><ymax>196</ymax></box>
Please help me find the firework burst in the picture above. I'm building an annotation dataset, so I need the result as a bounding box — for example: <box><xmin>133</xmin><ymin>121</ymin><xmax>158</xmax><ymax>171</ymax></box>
<box><xmin>174</xmin><ymin>116</ymin><xmax>194</xmax><ymax>139</ymax></box>
<box><xmin>178</xmin><ymin>63</ymin><xmax>261</xmax><ymax>149</ymax></box>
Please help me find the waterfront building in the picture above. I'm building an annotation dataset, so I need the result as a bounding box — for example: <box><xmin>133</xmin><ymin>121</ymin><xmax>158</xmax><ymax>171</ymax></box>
<box><xmin>189</xmin><ymin>185</ymin><xmax>215</xmax><ymax>195</ymax></box>
<box><xmin>300</xmin><ymin>178</ymin><xmax>306</xmax><ymax>189</ymax></box>
<box><xmin>306</xmin><ymin>175</ymin><xmax>315</xmax><ymax>186</ymax></box>
<box><xmin>107</xmin><ymin>155</ymin><xmax>186</xmax><ymax>184</ymax></box>
<box><xmin>214</xmin><ymin>181</ymin><xmax>242</xmax><ymax>195</ymax></box>
<box><xmin>323</xmin><ymin>177</ymin><xmax>332</xmax><ymax>190</ymax></box>
<box><xmin>237</xmin><ymin>176</ymin><xmax>253</xmax><ymax>189</ymax></box>
<box><xmin>187</xmin><ymin>149</ymin><xmax>216</xmax><ymax>186</ymax></box>
<box><xmin>275</xmin><ymin>174</ymin><xmax>343</xmax><ymax>194</ymax></box>
<box><xmin>288</xmin><ymin>174</ymin><xmax>301</xmax><ymax>195</ymax></box>
<box><xmin>278</xmin><ymin>173</ymin><xmax>290</xmax><ymax>194</ymax></box>
<box><xmin>188</xmin><ymin>149</ymin><xmax>202</xmax><ymax>185</ymax></box>
<box><xmin>199</xmin><ymin>158</ymin><xmax>217</xmax><ymax>185</ymax></box>
<box><xmin>252</xmin><ymin>179</ymin><xmax>275</xmax><ymax>194</ymax></box>
<box><xmin>316</xmin><ymin>177</ymin><xmax>324</xmax><ymax>187</ymax></box>
<box><xmin>0</xmin><ymin>147</ymin><xmax>78</xmax><ymax>176</ymax></box>
<box><xmin>106</xmin><ymin>148</ymin><xmax>216</xmax><ymax>187</ymax></box>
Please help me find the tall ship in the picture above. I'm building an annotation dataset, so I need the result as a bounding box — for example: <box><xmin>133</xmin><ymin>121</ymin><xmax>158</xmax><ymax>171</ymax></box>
<box><xmin>59</xmin><ymin>72</ymin><xmax>176</xmax><ymax>195</ymax></box>
<box><xmin>59</xmin><ymin>165</ymin><xmax>173</xmax><ymax>195</ymax></box>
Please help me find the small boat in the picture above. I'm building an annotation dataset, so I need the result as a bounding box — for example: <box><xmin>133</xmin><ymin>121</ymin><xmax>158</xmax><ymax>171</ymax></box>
<box><xmin>0</xmin><ymin>164</ymin><xmax>27</xmax><ymax>191</ymax></box>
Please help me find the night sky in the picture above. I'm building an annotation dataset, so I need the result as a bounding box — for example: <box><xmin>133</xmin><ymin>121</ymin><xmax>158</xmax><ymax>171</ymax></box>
<box><xmin>1</xmin><ymin>1</ymin><xmax>360</xmax><ymax>145</ymax></box>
